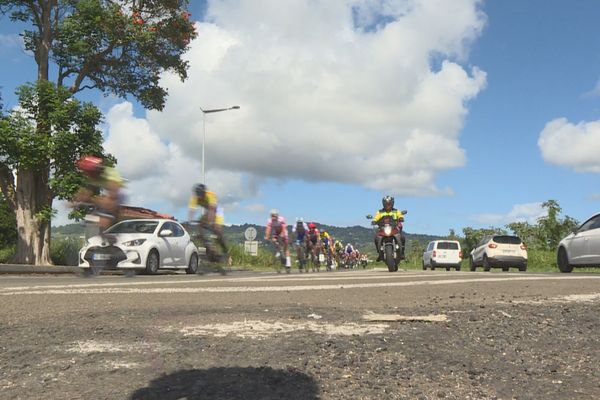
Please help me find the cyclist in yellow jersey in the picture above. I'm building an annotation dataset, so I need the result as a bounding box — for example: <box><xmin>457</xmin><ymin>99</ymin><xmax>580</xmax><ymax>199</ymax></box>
<box><xmin>188</xmin><ymin>183</ymin><xmax>227</xmax><ymax>259</ymax></box>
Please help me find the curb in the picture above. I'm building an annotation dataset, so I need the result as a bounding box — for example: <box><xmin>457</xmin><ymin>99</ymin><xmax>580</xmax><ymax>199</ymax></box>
<box><xmin>0</xmin><ymin>264</ymin><xmax>75</xmax><ymax>274</ymax></box>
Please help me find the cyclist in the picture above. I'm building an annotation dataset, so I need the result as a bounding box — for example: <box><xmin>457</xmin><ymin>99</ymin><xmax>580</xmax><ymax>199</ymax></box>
<box><xmin>188</xmin><ymin>183</ymin><xmax>228</xmax><ymax>261</ymax></box>
<box><xmin>307</xmin><ymin>222</ymin><xmax>321</xmax><ymax>271</ymax></box>
<box><xmin>333</xmin><ymin>239</ymin><xmax>344</xmax><ymax>267</ymax></box>
<box><xmin>320</xmin><ymin>231</ymin><xmax>334</xmax><ymax>269</ymax></box>
<box><xmin>74</xmin><ymin>155</ymin><xmax>125</xmax><ymax>237</ymax></box>
<box><xmin>343</xmin><ymin>242</ymin><xmax>356</xmax><ymax>268</ymax></box>
<box><xmin>293</xmin><ymin>218</ymin><xmax>309</xmax><ymax>272</ymax></box>
<box><xmin>371</xmin><ymin>195</ymin><xmax>405</xmax><ymax>262</ymax></box>
<box><xmin>264</xmin><ymin>209</ymin><xmax>291</xmax><ymax>268</ymax></box>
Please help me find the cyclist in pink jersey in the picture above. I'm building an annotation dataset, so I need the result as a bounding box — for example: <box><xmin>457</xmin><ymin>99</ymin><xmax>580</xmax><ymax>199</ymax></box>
<box><xmin>264</xmin><ymin>209</ymin><xmax>291</xmax><ymax>267</ymax></box>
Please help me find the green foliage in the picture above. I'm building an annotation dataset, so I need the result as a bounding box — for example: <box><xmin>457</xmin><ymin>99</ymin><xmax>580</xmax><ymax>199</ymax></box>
<box><xmin>0</xmin><ymin>246</ymin><xmax>15</xmax><ymax>263</ymax></box>
<box><xmin>1</xmin><ymin>0</ymin><xmax>197</xmax><ymax>110</ymax></box>
<box><xmin>228</xmin><ymin>243</ymin><xmax>282</xmax><ymax>271</ymax></box>
<box><xmin>50</xmin><ymin>237</ymin><xmax>84</xmax><ymax>266</ymax></box>
<box><xmin>0</xmin><ymin>81</ymin><xmax>107</xmax><ymax>200</ymax></box>
<box><xmin>0</xmin><ymin>194</ymin><xmax>16</xmax><ymax>247</ymax></box>
<box><xmin>505</xmin><ymin>200</ymin><xmax>578</xmax><ymax>251</ymax></box>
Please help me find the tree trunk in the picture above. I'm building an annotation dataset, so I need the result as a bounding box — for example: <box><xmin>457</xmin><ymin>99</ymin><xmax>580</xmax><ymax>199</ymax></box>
<box><xmin>12</xmin><ymin>169</ymin><xmax>52</xmax><ymax>265</ymax></box>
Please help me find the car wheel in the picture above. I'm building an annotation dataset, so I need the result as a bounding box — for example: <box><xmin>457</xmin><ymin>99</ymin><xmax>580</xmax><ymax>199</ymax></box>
<box><xmin>430</xmin><ymin>260</ymin><xmax>436</xmax><ymax>271</ymax></box>
<box><xmin>445</xmin><ymin>266</ymin><xmax>450</xmax><ymax>271</ymax></box>
<box><xmin>469</xmin><ymin>257</ymin><xmax>476</xmax><ymax>272</ymax></box>
<box><xmin>422</xmin><ymin>260</ymin><xmax>427</xmax><ymax>270</ymax></box>
<box><xmin>557</xmin><ymin>248</ymin><xmax>573</xmax><ymax>273</ymax></box>
<box><xmin>455</xmin><ymin>263</ymin><xmax>461</xmax><ymax>271</ymax></box>
<box><xmin>518</xmin><ymin>263</ymin><xmax>527</xmax><ymax>272</ymax></box>
<box><xmin>145</xmin><ymin>250</ymin><xmax>160</xmax><ymax>275</ymax></box>
<box><xmin>483</xmin><ymin>255</ymin><xmax>491</xmax><ymax>272</ymax></box>
<box><xmin>186</xmin><ymin>253</ymin><xmax>199</xmax><ymax>274</ymax></box>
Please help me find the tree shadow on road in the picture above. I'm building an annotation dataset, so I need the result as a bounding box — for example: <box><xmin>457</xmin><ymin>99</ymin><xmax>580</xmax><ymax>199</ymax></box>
<box><xmin>129</xmin><ymin>366</ymin><xmax>319</xmax><ymax>400</ymax></box>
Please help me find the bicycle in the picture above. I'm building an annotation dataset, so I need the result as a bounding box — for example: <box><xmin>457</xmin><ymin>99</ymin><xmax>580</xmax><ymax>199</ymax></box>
<box><xmin>270</xmin><ymin>236</ymin><xmax>290</xmax><ymax>273</ymax></box>
<box><xmin>295</xmin><ymin>239</ymin><xmax>309</xmax><ymax>273</ymax></box>
<box><xmin>186</xmin><ymin>221</ymin><xmax>228</xmax><ymax>275</ymax></box>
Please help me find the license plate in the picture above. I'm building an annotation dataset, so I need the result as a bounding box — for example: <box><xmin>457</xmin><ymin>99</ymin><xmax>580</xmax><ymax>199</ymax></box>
<box><xmin>439</xmin><ymin>254</ymin><xmax>446</xmax><ymax>258</ymax></box>
<box><xmin>502</xmin><ymin>250</ymin><xmax>515</xmax><ymax>254</ymax></box>
<box><xmin>93</xmin><ymin>253</ymin><xmax>112</xmax><ymax>261</ymax></box>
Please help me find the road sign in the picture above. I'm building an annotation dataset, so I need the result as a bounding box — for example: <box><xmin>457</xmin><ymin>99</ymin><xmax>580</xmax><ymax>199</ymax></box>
<box><xmin>244</xmin><ymin>241</ymin><xmax>258</xmax><ymax>256</ymax></box>
<box><xmin>244</xmin><ymin>227</ymin><xmax>257</xmax><ymax>241</ymax></box>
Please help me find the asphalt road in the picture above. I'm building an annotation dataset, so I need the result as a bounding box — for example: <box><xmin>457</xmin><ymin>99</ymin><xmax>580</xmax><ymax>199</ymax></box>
<box><xmin>1</xmin><ymin>268</ymin><xmax>599</xmax><ymax>399</ymax></box>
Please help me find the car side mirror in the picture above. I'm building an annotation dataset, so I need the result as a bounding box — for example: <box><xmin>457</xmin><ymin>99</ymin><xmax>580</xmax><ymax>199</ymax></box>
<box><xmin>159</xmin><ymin>229</ymin><xmax>173</xmax><ymax>237</ymax></box>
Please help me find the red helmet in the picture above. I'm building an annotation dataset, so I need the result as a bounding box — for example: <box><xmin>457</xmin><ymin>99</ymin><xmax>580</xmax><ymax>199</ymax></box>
<box><xmin>76</xmin><ymin>155</ymin><xmax>103</xmax><ymax>176</ymax></box>
<box><xmin>308</xmin><ymin>223</ymin><xmax>317</xmax><ymax>229</ymax></box>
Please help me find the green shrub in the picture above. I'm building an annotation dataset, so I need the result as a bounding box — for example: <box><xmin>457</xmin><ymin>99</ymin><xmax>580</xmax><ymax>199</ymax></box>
<box><xmin>0</xmin><ymin>246</ymin><xmax>15</xmax><ymax>263</ymax></box>
<box><xmin>51</xmin><ymin>237</ymin><xmax>84</xmax><ymax>266</ymax></box>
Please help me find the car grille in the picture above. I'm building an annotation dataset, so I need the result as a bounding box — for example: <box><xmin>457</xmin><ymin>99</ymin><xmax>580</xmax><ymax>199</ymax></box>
<box><xmin>83</xmin><ymin>246</ymin><xmax>127</xmax><ymax>269</ymax></box>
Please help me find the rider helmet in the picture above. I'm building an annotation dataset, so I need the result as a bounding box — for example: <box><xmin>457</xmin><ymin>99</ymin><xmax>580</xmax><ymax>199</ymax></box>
<box><xmin>76</xmin><ymin>155</ymin><xmax>104</xmax><ymax>177</ymax></box>
<box><xmin>270</xmin><ymin>209</ymin><xmax>279</xmax><ymax>218</ymax></box>
<box><xmin>382</xmin><ymin>195</ymin><xmax>394</xmax><ymax>209</ymax></box>
<box><xmin>296</xmin><ymin>217</ymin><xmax>304</xmax><ymax>223</ymax></box>
<box><xmin>308</xmin><ymin>222</ymin><xmax>317</xmax><ymax>229</ymax></box>
<box><xmin>194</xmin><ymin>183</ymin><xmax>206</xmax><ymax>197</ymax></box>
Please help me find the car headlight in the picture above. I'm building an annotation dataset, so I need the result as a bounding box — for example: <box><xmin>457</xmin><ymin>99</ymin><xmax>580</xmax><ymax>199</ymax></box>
<box><xmin>123</xmin><ymin>239</ymin><xmax>146</xmax><ymax>247</ymax></box>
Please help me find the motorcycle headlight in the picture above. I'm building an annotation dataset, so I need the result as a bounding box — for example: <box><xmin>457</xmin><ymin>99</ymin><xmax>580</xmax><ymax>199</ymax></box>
<box><xmin>123</xmin><ymin>239</ymin><xmax>146</xmax><ymax>247</ymax></box>
<box><xmin>383</xmin><ymin>225</ymin><xmax>393</xmax><ymax>235</ymax></box>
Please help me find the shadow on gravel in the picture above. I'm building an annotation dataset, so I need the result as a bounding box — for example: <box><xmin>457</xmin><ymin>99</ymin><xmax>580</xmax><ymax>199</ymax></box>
<box><xmin>129</xmin><ymin>366</ymin><xmax>319</xmax><ymax>400</ymax></box>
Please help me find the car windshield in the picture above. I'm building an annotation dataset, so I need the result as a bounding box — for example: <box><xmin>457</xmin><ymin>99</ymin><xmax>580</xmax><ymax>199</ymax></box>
<box><xmin>105</xmin><ymin>221</ymin><xmax>159</xmax><ymax>234</ymax></box>
<box><xmin>437</xmin><ymin>242</ymin><xmax>459</xmax><ymax>250</ymax></box>
<box><xmin>492</xmin><ymin>235</ymin><xmax>522</xmax><ymax>245</ymax></box>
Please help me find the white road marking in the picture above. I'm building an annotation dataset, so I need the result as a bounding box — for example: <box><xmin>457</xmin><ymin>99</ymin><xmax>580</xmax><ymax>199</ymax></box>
<box><xmin>0</xmin><ymin>271</ymin><xmax>447</xmax><ymax>292</ymax></box>
<box><xmin>1</xmin><ymin>275</ymin><xmax>599</xmax><ymax>296</ymax></box>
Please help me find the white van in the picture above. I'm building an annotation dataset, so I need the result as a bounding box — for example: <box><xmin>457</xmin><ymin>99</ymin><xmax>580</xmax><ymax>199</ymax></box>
<box><xmin>422</xmin><ymin>240</ymin><xmax>463</xmax><ymax>271</ymax></box>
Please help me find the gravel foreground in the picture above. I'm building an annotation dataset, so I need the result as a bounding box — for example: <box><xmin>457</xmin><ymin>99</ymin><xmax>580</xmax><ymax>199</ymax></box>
<box><xmin>1</xmin><ymin>288</ymin><xmax>599</xmax><ymax>399</ymax></box>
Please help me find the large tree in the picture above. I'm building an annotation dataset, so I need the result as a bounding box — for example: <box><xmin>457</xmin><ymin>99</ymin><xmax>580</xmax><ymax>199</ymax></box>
<box><xmin>0</xmin><ymin>0</ymin><xmax>196</xmax><ymax>264</ymax></box>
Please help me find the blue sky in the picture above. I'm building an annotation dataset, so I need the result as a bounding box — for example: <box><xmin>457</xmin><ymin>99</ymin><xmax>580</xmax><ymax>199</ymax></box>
<box><xmin>1</xmin><ymin>0</ymin><xmax>599</xmax><ymax>236</ymax></box>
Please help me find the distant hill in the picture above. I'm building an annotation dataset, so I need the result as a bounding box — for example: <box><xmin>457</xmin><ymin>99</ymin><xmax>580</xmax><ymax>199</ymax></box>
<box><xmin>52</xmin><ymin>222</ymin><xmax>443</xmax><ymax>253</ymax></box>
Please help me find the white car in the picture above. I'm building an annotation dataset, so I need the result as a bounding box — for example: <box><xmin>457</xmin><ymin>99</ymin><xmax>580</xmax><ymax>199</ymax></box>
<box><xmin>422</xmin><ymin>240</ymin><xmax>462</xmax><ymax>271</ymax></box>
<box><xmin>79</xmin><ymin>219</ymin><xmax>199</xmax><ymax>275</ymax></box>
<box><xmin>557</xmin><ymin>212</ymin><xmax>600</xmax><ymax>273</ymax></box>
<box><xmin>469</xmin><ymin>235</ymin><xmax>527</xmax><ymax>272</ymax></box>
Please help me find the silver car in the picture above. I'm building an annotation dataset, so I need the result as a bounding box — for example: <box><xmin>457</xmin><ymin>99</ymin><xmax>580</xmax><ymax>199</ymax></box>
<box><xmin>79</xmin><ymin>219</ymin><xmax>199</xmax><ymax>275</ymax></box>
<box><xmin>557</xmin><ymin>212</ymin><xmax>600</xmax><ymax>273</ymax></box>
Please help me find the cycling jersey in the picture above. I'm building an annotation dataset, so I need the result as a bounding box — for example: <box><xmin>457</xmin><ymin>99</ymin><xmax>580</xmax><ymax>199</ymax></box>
<box><xmin>293</xmin><ymin>222</ymin><xmax>309</xmax><ymax>241</ymax></box>
<box><xmin>188</xmin><ymin>190</ymin><xmax>224</xmax><ymax>225</ymax></box>
<box><xmin>308</xmin><ymin>228</ymin><xmax>320</xmax><ymax>244</ymax></box>
<box><xmin>345</xmin><ymin>244</ymin><xmax>355</xmax><ymax>254</ymax></box>
<box><xmin>266</xmin><ymin>216</ymin><xmax>288</xmax><ymax>238</ymax></box>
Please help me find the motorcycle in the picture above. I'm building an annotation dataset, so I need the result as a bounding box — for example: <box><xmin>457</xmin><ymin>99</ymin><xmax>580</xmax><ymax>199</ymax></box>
<box><xmin>366</xmin><ymin>210</ymin><xmax>407</xmax><ymax>272</ymax></box>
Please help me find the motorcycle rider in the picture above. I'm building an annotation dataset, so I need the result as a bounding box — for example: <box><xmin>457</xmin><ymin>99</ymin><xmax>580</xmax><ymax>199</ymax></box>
<box><xmin>371</xmin><ymin>195</ymin><xmax>406</xmax><ymax>262</ymax></box>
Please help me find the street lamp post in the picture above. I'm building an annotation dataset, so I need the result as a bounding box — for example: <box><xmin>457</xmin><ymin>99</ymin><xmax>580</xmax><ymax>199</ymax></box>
<box><xmin>200</xmin><ymin>105</ymin><xmax>240</xmax><ymax>184</ymax></box>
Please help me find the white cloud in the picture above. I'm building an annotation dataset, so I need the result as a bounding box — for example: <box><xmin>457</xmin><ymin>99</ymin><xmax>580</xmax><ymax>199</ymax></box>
<box><xmin>141</xmin><ymin>0</ymin><xmax>486</xmax><ymax>197</ymax></box>
<box><xmin>0</xmin><ymin>33</ymin><xmax>22</xmax><ymax>51</ymax></box>
<box><xmin>472</xmin><ymin>202</ymin><xmax>546</xmax><ymax>226</ymax></box>
<box><xmin>538</xmin><ymin>118</ymin><xmax>600</xmax><ymax>173</ymax></box>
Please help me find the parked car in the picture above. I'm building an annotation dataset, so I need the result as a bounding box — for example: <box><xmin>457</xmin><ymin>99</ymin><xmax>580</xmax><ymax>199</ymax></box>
<box><xmin>469</xmin><ymin>235</ymin><xmax>527</xmax><ymax>272</ymax></box>
<box><xmin>557</xmin><ymin>212</ymin><xmax>600</xmax><ymax>273</ymax></box>
<box><xmin>79</xmin><ymin>219</ymin><xmax>199</xmax><ymax>275</ymax></box>
<box><xmin>422</xmin><ymin>240</ymin><xmax>462</xmax><ymax>271</ymax></box>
